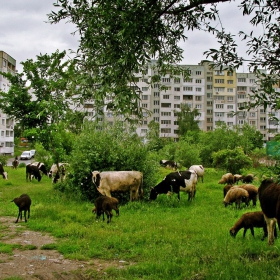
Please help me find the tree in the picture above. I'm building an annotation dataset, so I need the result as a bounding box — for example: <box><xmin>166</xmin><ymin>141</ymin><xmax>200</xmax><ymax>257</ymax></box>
<box><xmin>48</xmin><ymin>0</ymin><xmax>280</xmax><ymax>118</ymax></box>
<box><xmin>176</xmin><ymin>104</ymin><xmax>200</xmax><ymax>137</ymax></box>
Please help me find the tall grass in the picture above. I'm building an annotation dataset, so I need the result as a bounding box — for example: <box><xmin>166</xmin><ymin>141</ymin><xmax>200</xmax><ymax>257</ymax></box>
<box><xmin>1</xmin><ymin>166</ymin><xmax>280</xmax><ymax>279</ymax></box>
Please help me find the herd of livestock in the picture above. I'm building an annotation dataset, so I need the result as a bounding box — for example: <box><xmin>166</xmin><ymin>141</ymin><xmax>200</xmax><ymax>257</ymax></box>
<box><xmin>2</xmin><ymin>158</ymin><xmax>280</xmax><ymax>246</ymax></box>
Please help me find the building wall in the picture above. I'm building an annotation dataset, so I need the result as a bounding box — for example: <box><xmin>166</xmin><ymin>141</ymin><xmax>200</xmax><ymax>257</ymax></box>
<box><xmin>0</xmin><ymin>51</ymin><xmax>16</xmax><ymax>155</ymax></box>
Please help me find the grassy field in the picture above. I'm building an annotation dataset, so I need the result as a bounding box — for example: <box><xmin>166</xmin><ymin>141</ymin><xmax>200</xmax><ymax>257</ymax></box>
<box><xmin>1</xmin><ymin>166</ymin><xmax>280</xmax><ymax>279</ymax></box>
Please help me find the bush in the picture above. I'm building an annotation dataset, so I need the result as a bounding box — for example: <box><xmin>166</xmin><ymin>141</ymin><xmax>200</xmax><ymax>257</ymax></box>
<box><xmin>212</xmin><ymin>147</ymin><xmax>253</xmax><ymax>174</ymax></box>
<box><xmin>66</xmin><ymin>121</ymin><xmax>157</xmax><ymax>202</ymax></box>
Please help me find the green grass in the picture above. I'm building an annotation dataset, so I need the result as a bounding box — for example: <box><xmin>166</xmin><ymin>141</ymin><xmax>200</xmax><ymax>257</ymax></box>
<box><xmin>1</xmin><ymin>166</ymin><xmax>280</xmax><ymax>279</ymax></box>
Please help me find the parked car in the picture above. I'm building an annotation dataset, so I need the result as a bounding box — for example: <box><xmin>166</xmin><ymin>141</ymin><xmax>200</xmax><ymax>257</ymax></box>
<box><xmin>30</xmin><ymin>149</ymin><xmax>36</xmax><ymax>158</ymax></box>
<box><xmin>20</xmin><ymin>151</ymin><xmax>32</xmax><ymax>160</ymax></box>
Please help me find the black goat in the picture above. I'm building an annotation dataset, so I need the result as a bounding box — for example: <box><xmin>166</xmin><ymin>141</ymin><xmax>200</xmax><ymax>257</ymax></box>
<box><xmin>11</xmin><ymin>194</ymin><xmax>32</xmax><ymax>223</ymax></box>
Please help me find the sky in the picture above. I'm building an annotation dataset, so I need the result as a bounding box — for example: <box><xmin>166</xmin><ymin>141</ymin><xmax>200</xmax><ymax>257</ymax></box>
<box><xmin>0</xmin><ymin>0</ymin><xmax>254</xmax><ymax>74</ymax></box>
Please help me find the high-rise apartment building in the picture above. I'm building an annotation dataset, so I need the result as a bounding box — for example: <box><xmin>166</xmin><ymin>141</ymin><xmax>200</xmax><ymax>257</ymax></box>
<box><xmin>0</xmin><ymin>51</ymin><xmax>16</xmax><ymax>155</ymax></box>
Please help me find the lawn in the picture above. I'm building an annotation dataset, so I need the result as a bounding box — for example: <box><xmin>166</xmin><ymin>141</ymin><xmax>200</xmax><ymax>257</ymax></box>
<box><xmin>0</xmin><ymin>166</ymin><xmax>280</xmax><ymax>279</ymax></box>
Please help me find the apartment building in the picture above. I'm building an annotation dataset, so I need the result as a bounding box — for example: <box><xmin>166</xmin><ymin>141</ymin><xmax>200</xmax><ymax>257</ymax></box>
<box><xmin>0</xmin><ymin>51</ymin><xmax>16</xmax><ymax>155</ymax></box>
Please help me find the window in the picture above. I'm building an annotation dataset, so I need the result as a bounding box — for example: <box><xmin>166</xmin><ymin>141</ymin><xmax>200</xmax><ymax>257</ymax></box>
<box><xmin>207</xmin><ymin>76</ymin><xmax>212</xmax><ymax>82</ymax></box>
<box><xmin>237</xmin><ymin>86</ymin><xmax>247</xmax><ymax>91</ymax></box>
<box><xmin>227</xmin><ymin>113</ymin><xmax>234</xmax><ymax>118</ymax></box>
<box><xmin>174</xmin><ymin>87</ymin><xmax>181</xmax><ymax>92</ymax></box>
<box><xmin>154</xmin><ymin>100</ymin><xmax>159</xmax><ymax>105</ymax></box>
<box><xmin>161</xmin><ymin>120</ymin><xmax>171</xmax><ymax>124</ymax></box>
<box><xmin>207</xmin><ymin>126</ymin><xmax>213</xmax><ymax>131</ymax></box>
<box><xmin>250</xmin><ymin>112</ymin><xmax>256</xmax><ymax>117</ymax></box>
<box><xmin>142</xmin><ymin>78</ymin><xmax>148</xmax><ymax>83</ymax></box>
<box><xmin>215</xmin><ymin>95</ymin><xmax>224</xmax><ymax>100</ymax></box>
<box><xmin>216</xmin><ymin>104</ymin><xmax>224</xmax><ymax>109</ymax></box>
<box><xmin>142</xmin><ymin>87</ymin><xmax>148</xmax><ymax>91</ymax></box>
<box><xmin>207</xmin><ymin>118</ymin><xmax>213</xmax><ymax>122</ymax></box>
<box><xmin>174</xmin><ymin>104</ymin><xmax>180</xmax><ymax>108</ymax></box>
<box><xmin>227</xmin><ymin>96</ymin><xmax>234</xmax><ymax>101</ymax></box>
<box><xmin>215</xmin><ymin>112</ymin><xmax>224</xmax><ymax>117</ymax></box>
<box><xmin>249</xmin><ymin>121</ymin><xmax>256</xmax><ymax>126</ymax></box>
<box><xmin>153</xmin><ymin>84</ymin><xmax>160</xmax><ymax>88</ymax></box>
<box><xmin>260</xmin><ymin>126</ymin><xmax>266</xmax><ymax>130</ymax></box>
<box><xmin>207</xmin><ymin>109</ymin><xmax>213</xmax><ymax>114</ymax></box>
<box><xmin>238</xmin><ymin>94</ymin><xmax>246</xmax><ymax>99</ymax></box>
<box><xmin>141</xmin><ymin>129</ymin><xmax>147</xmax><ymax>133</ymax></box>
<box><xmin>195</xmin><ymin>79</ymin><xmax>202</xmax><ymax>83</ymax></box>
<box><xmin>161</xmin><ymin>103</ymin><xmax>171</xmax><ymax>108</ymax></box>
<box><xmin>227</xmin><ymin>71</ymin><xmax>233</xmax><ymax>76</ymax></box>
<box><xmin>174</xmin><ymin>78</ymin><xmax>180</xmax><ymax>83</ymax></box>
<box><xmin>162</xmin><ymin>78</ymin><xmax>170</xmax><ymax>83</ymax></box>
<box><xmin>238</xmin><ymin>78</ymin><xmax>246</xmax><ymax>82</ymax></box>
<box><xmin>142</xmin><ymin>95</ymin><xmax>148</xmax><ymax>100</ymax></box>
<box><xmin>238</xmin><ymin>120</ymin><xmax>244</xmax><ymax>124</ymax></box>
<box><xmin>196</xmin><ymin>88</ymin><xmax>202</xmax><ymax>92</ymax></box>
<box><xmin>214</xmin><ymin>87</ymin><xmax>224</xmax><ymax>92</ymax></box>
<box><xmin>154</xmin><ymin>117</ymin><xmax>159</xmax><ymax>122</ymax></box>
<box><xmin>215</xmin><ymin>70</ymin><xmax>224</xmax><ymax>75</ymax></box>
<box><xmin>184</xmin><ymin>78</ymin><xmax>192</xmax><ymax>83</ymax></box>
<box><xmin>195</xmin><ymin>71</ymin><xmax>202</xmax><ymax>75</ymax></box>
<box><xmin>183</xmin><ymin>86</ymin><xmax>193</xmax><ymax>91</ymax></box>
<box><xmin>161</xmin><ymin>112</ymin><xmax>171</xmax><ymax>116</ymax></box>
<box><xmin>161</xmin><ymin>128</ymin><xmax>171</xmax><ymax>133</ymax></box>
<box><xmin>154</xmin><ymin>92</ymin><xmax>160</xmax><ymax>97</ymax></box>
<box><xmin>196</xmin><ymin>104</ymin><xmax>202</xmax><ymax>109</ymax></box>
<box><xmin>153</xmin><ymin>109</ymin><xmax>159</xmax><ymax>113</ymax></box>
<box><xmin>215</xmin><ymin>79</ymin><xmax>224</xmax><ymax>83</ymax></box>
<box><xmin>227</xmin><ymin>80</ymin><xmax>233</xmax><ymax>84</ymax></box>
<box><xmin>207</xmin><ymin>101</ymin><xmax>213</xmax><ymax>106</ymax></box>
<box><xmin>227</xmin><ymin>122</ymin><xmax>233</xmax><ymax>126</ymax></box>
<box><xmin>174</xmin><ymin>96</ymin><xmax>180</xmax><ymax>100</ymax></box>
<box><xmin>227</xmin><ymin>88</ymin><xmax>233</xmax><ymax>92</ymax></box>
<box><xmin>163</xmin><ymin>95</ymin><xmax>169</xmax><ymax>99</ymax></box>
<box><xmin>207</xmin><ymin>93</ymin><xmax>212</xmax><ymax>98</ymax></box>
<box><xmin>207</xmin><ymin>85</ymin><xmax>213</xmax><ymax>90</ymax></box>
<box><xmin>142</xmin><ymin>103</ymin><xmax>148</xmax><ymax>108</ymax></box>
<box><xmin>195</xmin><ymin>96</ymin><xmax>202</xmax><ymax>101</ymax></box>
<box><xmin>250</xmin><ymin>79</ymin><xmax>255</xmax><ymax>83</ymax></box>
<box><xmin>227</xmin><ymin>105</ymin><xmax>234</xmax><ymax>109</ymax></box>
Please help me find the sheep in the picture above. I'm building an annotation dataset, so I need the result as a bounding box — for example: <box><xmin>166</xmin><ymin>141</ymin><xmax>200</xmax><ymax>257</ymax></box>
<box><xmin>219</xmin><ymin>173</ymin><xmax>234</xmax><ymax>185</ymax></box>
<box><xmin>223</xmin><ymin>184</ymin><xmax>234</xmax><ymax>198</ymax></box>
<box><xmin>189</xmin><ymin>165</ymin><xmax>204</xmax><ymax>183</ymax></box>
<box><xmin>223</xmin><ymin>187</ymin><xmax>249</xmax><ymax>209</ymax></box>
<box><xmin>230</xmin><ymin>211</ymin><xmax>277</xmax><ymax>240</ymax></box>
<box><xmin>233</xmin><ymin>174</ymin><xmax>243</xmax><ymax>184</ymax></box>
<box><xmin>92</xmin><ymin>196</ymin><xmax>119</xmax><ymax>224</ymax></box>
<box><xmin>238</xmin><ymin>184</ymin><xmax>258</xmax><ymax>206</ymax></box>
<box><xmin>11</xmin><ymin>194</ymin><xmax>32</xmax><ymax>223</ymax></box>
<box><xmin>241</xmin><ymin>174</ymin><xmax>255</xmax><ymax>184</ymax></box>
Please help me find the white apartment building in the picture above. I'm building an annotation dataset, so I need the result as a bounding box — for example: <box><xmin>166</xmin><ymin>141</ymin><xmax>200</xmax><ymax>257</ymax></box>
<box><xmin>0</xmin><ymin>51</ymin><xmax>15</xmax><ymax>155</ymax></box>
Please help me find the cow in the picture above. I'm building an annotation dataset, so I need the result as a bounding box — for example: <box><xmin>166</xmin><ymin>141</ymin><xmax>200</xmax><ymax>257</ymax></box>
<box><xmin>159</xmin><ymin>160</ymin><xmax>178</xmax><ymax>170</ymax></box>
<box><xmin>0</xmin><ymin>163</ymin><xmax>8</xmax><ymax>180</ymax></box>
<box><xmin>258</xmin><ymin>178</ymin><xmax>280</xmax><ymax>245</ymax></box>
<box><xmin>149</xmin><ymin>170</ymin><xmax>196</xmax><ymax>201</ymax></box>
<box><xmin>48</xmin><ymin>163</ymin><xmax>68</xmax><ymax>183</ymax></box>
<box><xmin>92</xmin><ymin>171</ymin><xmax>143</xmax><ymax>201</ymax></box>
<box><xmin>31</xmin><ymin>162</ymin><xmax>48</xmax><ymax>176</ymax></box>
<box><xmin>26</xmin><ymin>164</ymin><xmax>42</xmax><ymax>182</ymax></box>
<box><xmin>189</xmin><ymin>165</ymin><xmax>204</xmax><ymax>183</ymax></box>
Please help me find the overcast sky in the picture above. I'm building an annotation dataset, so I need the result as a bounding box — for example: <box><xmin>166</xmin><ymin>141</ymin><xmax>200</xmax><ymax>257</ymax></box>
<box><xmin>1</xmin><ymin>0</ymin><xmax>254</xmax><ymax>74</ymax></box>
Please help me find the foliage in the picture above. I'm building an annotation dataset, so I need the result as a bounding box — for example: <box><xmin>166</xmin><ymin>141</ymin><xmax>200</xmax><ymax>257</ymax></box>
<box><xmin>176</xmin><ymin>104</ymin><xmax>200</xmax><ymax>137</ymax></box>
<box><xmin>0</xmin><ymin>155</ymin><xmax>8</xmax><ymax>166</ymax></box>
<box><xmin>212</xmin><ymin>147</ymin><xmax>253</xmax><ymax>174</ymax></box>
<box><xmin>145</xmin><ymin>120</ymin><xmax>165</xmax><ymax>151</ymax></box>
<box><xmin>67</xmin><ymin>120</ymin><xmax>157</xmax><ymax>202</ymax></box>
<box><xmin>47</xmin><ymin>0</ymin><xmax>280</xmax><ymax>118</ymax></box>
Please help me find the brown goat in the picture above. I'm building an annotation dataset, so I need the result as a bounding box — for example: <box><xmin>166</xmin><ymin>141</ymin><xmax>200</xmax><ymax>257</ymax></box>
<box><xmin>11</xmin><ymin>194</ymin><xmax>32</xmax><ymax>223</ymax></box>
<box><xmin>230</xmin><ymin>211</ymin><xmax>277</xmax><ymax>240</ymax></box>
<box><xmin>223</xmin><ymin>184</ymin><xmax>234</xmax><ymax>198</ymax></box>
<box><xmin>92</xmin><ymin>196</ymin><xmax>119</xmax><ymax>224</ymax></box>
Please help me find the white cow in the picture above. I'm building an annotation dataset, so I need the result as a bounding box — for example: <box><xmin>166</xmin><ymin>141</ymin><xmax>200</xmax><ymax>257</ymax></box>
<box><xmin>189</xmin><ymin>165</ymin><xmax>204</xmax><ymax>183</ymax></box>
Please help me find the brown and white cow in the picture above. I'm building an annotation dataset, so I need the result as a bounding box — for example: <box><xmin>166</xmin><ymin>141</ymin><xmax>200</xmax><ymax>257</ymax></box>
<box><xmin>48</xmin><ymin>163</ymin><xmax>68</xmax><ymax>183</ymax></box>
<box><xmin>92</xmin><ymin>171</ymin><xmax>143</xmax><ymax>201</ymax></box>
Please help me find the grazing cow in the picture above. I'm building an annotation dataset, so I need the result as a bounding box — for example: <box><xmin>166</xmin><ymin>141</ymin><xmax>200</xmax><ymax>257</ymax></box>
<box><xmin>92</xmin><ymin>171</ymin><xmax>143</xmax><ymax>201</ymax></box>
<box><xmin>0</xmin><ymin>163</ymin><xmax>8</xmax><ymax>179</ymax></box>
<box><xmin>258</xmin><ymin>178</ymin><xmax>280</xmax><ymax>245</ymax></box>
<box><xmin>159</xmin><ymin>160</ymin><xmax>178</xmax><ymax>170</ymax></box>
<box><xmin>48</xmin><ymin>163</ymin><xmax>68</xmax><ymax>183</ymax></box>
<box><xmin>31</xmin><ymin>162</ymin><xmax>48</xmax><ymax>176</ymax></box>
<box><xmin>189</xmin><ymin>165</ymin><xmax>204</xmax><ymax>183</ymax></box>
<box><xmin>12</xmin><ymin>159</ymin><xmax>19</xmax><ymax>169</ymax></box>
<box><xmin>26</xmin><ymin>164</ymin><xmax>42</xmax><ymax>182</ymax></box>
<box><xmin>150</xmin><ymin>170</ymin><xmax>195</xmax><ymax>201</ymax></box>
<box><xmin>180</xmin><ymin>170</ymin><xmax>198</xmax><ymax>201</ymax></box>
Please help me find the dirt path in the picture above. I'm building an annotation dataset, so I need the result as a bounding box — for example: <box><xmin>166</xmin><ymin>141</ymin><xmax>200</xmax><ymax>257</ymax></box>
<box><xmin>0</xmin><ymin>217</ymin><xmax>124</xmax><ymax>279</ymax></box>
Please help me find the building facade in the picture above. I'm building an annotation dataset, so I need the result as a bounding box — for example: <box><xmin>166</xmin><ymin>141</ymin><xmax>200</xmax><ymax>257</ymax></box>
<box><xmin>0</xmin><ymin>51</ymin><xmax>16</xmax><ymax>155</ymax></box>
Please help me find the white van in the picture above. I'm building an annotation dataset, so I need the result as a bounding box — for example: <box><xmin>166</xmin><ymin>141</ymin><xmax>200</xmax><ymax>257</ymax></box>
<box><xmin>20</xmin><ymin>151</ymin><xmax>32</xmax><ymax>160</ymax></box>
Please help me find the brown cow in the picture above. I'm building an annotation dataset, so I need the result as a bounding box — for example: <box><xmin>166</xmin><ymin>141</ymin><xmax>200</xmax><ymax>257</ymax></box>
<box><xmin>92</xmin><ymin>171</ymin><xmax>143</xmax><ymax>201</ymax></box>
